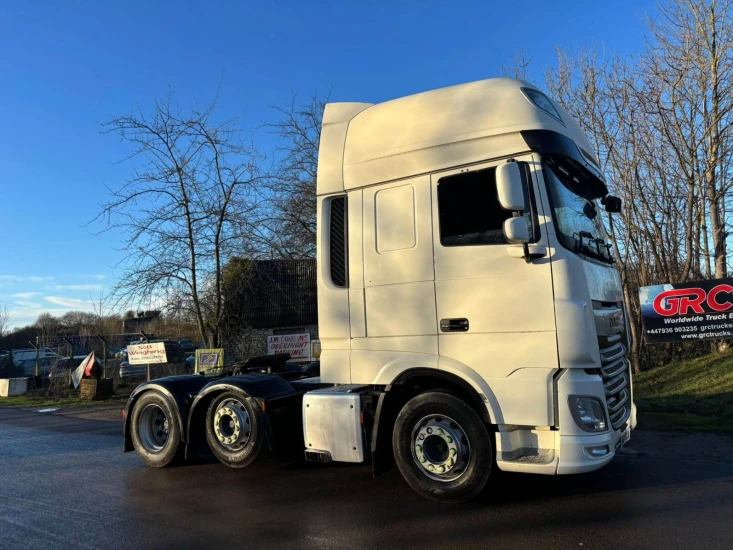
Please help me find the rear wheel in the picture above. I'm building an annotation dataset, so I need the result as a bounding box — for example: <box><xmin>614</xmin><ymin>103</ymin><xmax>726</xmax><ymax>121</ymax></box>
<box><xmin>130</xmin><ymin>392</ymin><xmax>182</xmax><ymax>467</ymax></box>
<box><xmin>393</xmin><ymin>391</ymin><xmax>492</xmax><ymax>502</ymax></box>
<box><xmin>205</xmin><ymin>392</ymin><xmax>264</xmax><ymax>468</ymax></box>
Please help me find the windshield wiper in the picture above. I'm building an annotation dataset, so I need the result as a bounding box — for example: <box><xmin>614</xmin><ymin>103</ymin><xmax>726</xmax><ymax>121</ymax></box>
<box><xmin>594</xmin><ymin>238</ymin><xmax>615</xmax><ymax>263</ymax></box>
<box><xmin>575</xmin><ymin>230</ymin><xmax>594</xmax><ymax>253</ymax></box>
<box><xmin>573</xmin><ymin>231</ymin><xmax>614</xmax><ymax>264</ymax></box>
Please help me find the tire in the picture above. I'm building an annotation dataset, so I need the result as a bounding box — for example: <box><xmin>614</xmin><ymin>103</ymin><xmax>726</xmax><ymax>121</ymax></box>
<box><xmin>392</xmin><ymin>391</ymin><xmax>492</xmax><ymax>503</ymax></box>
<box><xmin>130</xmin><ymin>391</ymin><xmax>182</xmax><ymax>468</ymax></box>
<box><xmin>205</xmin><ymin>391</ymin><xmax>264</xmax><ymax>468</ymax></box>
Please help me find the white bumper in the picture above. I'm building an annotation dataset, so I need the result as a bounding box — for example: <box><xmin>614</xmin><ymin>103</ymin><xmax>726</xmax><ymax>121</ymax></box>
<box><xmin>556</xmin><ymin>422</ymin><xmax>631</xmax><ymax>474</ymax></box>
<box><xmin>495</xmin><ymin>422</ymin><xmax>632</xmax><ymax>475</ymax></box>
<box><xmin>495</xmin><ymin>371</ymin><xmax>636</xmax><ymax>475</ymax></box>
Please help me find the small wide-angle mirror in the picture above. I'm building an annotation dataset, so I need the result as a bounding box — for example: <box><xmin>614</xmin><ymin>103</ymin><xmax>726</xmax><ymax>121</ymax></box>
<box><xmin>496</xmin><ymin>162</ymin><xmax>525</xmax><ymax>211</ymax></box>
<box><xmin>503</xmin><ymin>216</ymin><xmax>529</xmax><ymax>244</ymax></box>
<box><xmin>583</xmin><ymin>201</ymin><xmax>597</xmax><ymax>220</ymax></box>
<box><xmin>602</xmin><ymin>195</ymin><xmax>622</xmax><ymax>213</ymax></box>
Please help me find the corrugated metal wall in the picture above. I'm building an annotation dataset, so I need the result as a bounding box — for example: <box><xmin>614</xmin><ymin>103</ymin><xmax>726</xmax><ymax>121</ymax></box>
<box><xmin>223</xmin><ymin>259</ymin><xmax>317</xmax><ymax>329</ymax></box>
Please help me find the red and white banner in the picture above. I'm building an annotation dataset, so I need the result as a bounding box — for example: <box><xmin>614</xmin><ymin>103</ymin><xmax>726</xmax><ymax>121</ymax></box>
<box><xmin>72</xmin><ymin>352</ymin><xmax>95</xmax><ymax>389</ymax></box>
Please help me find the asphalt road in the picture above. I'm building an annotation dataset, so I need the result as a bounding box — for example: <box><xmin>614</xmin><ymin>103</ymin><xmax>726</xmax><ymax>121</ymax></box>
<box><xmin>1</xmin><ymin>407</ymin><xmax>732</xmax><ymax>549</ymax></box>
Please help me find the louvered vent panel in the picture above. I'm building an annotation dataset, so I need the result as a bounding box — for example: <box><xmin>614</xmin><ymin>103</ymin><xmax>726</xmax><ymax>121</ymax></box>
<box><xmin>329</xmin><ymin>197</ymin><xmax>348</xmax><ymax>287</ymax></box>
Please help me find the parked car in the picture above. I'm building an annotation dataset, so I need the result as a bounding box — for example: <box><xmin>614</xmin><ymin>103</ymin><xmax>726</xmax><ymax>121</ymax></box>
<box><xmin>119</xmin><ymin>361</ymin><xmax>158</xmax><ymax>379</ymax></box>
<box><xmin>11</xmin><ymin>348</ymin><xmax>62</xmax><ymax>376</ymax></box>
<box><xmin>178</xmin><ymin>339</ymin><xmax>196</xmax><ymax>352</ymax></box>
<box><xmin>154</xmin><ymin>340</ymin><xmax>187</xmax><ymax>363</ymax></box>
<box><xmin>48</xmin><ymin>356</ymin><xmax>103</xmax><ymax>380</ymax></box>
<box><xmin>186</xmin><ymin>355</ymin><xmax>196</xmax><ymax>371</ymax></box>
<box><xmin>108</xmin><ymin>345</ymin><xmax>124</xmax><ymax>358</ymax></box>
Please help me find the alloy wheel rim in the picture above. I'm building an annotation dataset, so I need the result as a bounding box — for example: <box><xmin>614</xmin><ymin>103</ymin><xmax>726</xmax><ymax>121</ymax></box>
<box><xmin>411</xmin><ymin>414</ymin><xmax>470</xmax><ymax>482</ymax></box>
<box><xmin>213</xmin><ymin>398</ymin><xmax>252</xmax><ymax>450</ymax></box>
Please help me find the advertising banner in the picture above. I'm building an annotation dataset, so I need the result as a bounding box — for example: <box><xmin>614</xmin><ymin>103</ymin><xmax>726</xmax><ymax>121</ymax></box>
<box><xmin>267</xmin><ymin>333</ymin><xmax>311</xmax><ymax>361</ymax></box>
<box><xmin>639</xmin><ymin>278</ymin><xmax>733</xmax><ymax>343</ymax></box>
<box><xmin>195</xmin><ymin>349</ymin><xmax>224</xmax><ymax>373</ymax></box>
<box><xmin>128</xmin><ymin>342</ymin><xmax>168</xmax><ymax>365</ymax></box>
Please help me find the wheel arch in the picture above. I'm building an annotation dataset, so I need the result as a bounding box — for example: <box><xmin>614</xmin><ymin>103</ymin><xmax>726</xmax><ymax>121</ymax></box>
<box><xmin>185</xmin><ymin>373</ymin><xmax>298</xmax><ymax>458</ymax></box>
<box><xmin>123</xmin><ymin>375</ymin><xmax>209</xmax><ymax>453</ymax></box>
<box><xmin>370</xmin><ymin>367</ymin><xmax>495</xmax><ymax>477</ymax></box>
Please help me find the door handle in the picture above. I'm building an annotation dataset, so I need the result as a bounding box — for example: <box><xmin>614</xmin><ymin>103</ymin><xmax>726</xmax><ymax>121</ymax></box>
<box><xmin>440</xmin><ymin>318</ymin><xmax>469</xmax><ymax>332</ymax></box>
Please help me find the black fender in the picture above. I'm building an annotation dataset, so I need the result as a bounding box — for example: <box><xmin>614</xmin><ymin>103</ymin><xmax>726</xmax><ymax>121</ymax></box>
<box><xmin>185</xmin><ymin>373</ymin><xmax>299</xmax><ymax>458</ymax></box>
<box><xmin>123</xmin><ymin>375</ymin><xmax>210</xmax><ymax>453</ymax></box>
<box><xmin>370</xmin><ymin>368</ymin><xmax>491</xmax><ymax>477</ymax></box>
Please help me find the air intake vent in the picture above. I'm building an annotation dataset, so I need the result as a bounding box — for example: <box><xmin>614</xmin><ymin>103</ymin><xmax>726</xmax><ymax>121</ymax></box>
<box><xmin>329</xmin><ymin>196</ymin><xmax>348</xmax><ymax>287</ymax></box>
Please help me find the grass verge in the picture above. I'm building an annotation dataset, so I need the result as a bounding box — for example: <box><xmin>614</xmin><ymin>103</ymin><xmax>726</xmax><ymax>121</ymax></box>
<box><xmin>0</xmin><ymin>389</ymin><xmax>130</xmax><ymax>409</ymax></box>
<box><xmin>634</xmin><ymin>351</ymin><xmax>733</xmax><ymax>431</ymax></box>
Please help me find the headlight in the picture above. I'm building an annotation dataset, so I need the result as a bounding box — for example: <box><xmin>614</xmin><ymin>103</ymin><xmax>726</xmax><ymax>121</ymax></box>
<box><xmin>569</xmin><ymin>396</ymin><xmax>608</xmax><ymax>432</ymax></box>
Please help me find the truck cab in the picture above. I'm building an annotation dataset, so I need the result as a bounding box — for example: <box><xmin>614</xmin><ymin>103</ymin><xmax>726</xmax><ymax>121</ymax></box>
<box><xmin>315</xmin><ymin>78</ymin><xmax>635</xmax><ymax>492</ymax></box>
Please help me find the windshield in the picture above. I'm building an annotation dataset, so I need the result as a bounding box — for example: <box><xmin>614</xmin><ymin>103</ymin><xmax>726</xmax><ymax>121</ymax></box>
<box><xmin>543</xmin><ymin>155</ymin><xmax>614</xmax><ymax>264</ymax></box>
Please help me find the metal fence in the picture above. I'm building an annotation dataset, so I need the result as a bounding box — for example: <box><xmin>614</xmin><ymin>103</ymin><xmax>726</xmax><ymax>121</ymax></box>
<box><xmin>1</xmin><ymin>333</ymin><xmax>193</xmax><ymax>396</ymax></box>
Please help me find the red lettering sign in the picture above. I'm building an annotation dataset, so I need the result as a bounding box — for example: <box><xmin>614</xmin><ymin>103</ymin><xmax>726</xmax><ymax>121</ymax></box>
<box><xmin>653</xmin><ymin>284</ymin><xmax>733</xmax><ymax>316</ymax></box>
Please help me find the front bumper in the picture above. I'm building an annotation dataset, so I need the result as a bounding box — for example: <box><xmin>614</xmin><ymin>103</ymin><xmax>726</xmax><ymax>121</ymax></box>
<box><xmin>495</xmin><ymin>373</ymin><xmax>637</xmax><ymax>475</ymax></box>
<box><xmin>495</xmin><ymin>418</ymin><xmax>633</xmax><ymax>475</ymax></box>
<box><xmin>556</xmin><ymin>421</ymin><xmax>631</xmax><ymax>474</ymax></box>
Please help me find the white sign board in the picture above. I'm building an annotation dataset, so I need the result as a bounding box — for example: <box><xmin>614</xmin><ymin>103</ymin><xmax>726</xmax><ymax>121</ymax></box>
<box><xmin>267</xmin><ymin>333</ymin><xmax>311</xmax><ymax>361</ymax></box>
<box><xmin>128</xmin><ymin>342</ymin><xmax>168</xmax><ymax>365</ymax></box>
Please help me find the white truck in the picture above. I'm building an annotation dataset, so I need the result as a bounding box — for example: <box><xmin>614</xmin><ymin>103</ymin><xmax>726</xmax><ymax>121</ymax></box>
<box><xmin>123</xmin><ymin>78</ymin><xmax>635</xmax><ymax>502</ymax></box>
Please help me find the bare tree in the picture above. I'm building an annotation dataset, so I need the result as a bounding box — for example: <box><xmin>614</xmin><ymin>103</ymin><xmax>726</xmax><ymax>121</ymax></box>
<box><xmin>501</xmin><ymin>49</ymin><xmax>534</xmax><ymax>81</ymax></box>
<box><xmin>262</xmin><ymin>92</ymin><xmax>328</xmax><ymax>259</ymax></box>
<box><xmin>540</xmin><ymin>0</ymin><xmax>733</xmax><ymax>365</ymax></box>
<box><xmin>35</xmin><ymin>312</ymin><xmax>60</xmax><ymax>343</ymax></box>
<box><xmin>0</xmin><ymin>306</ymin><xmax>10</xmax><ymax>340</ymax></box>
<box><xmin>96</xmin><ymin>92</ymin><xmax>266</xmax><ymax>348</ymax></box>
<box><xmin>641</xmin><ymin>0</ymin><xmax>733</xmax><ymax>282</ymax></box>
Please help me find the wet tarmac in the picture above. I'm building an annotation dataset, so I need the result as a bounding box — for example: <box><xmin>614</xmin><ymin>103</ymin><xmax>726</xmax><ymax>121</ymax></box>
<box><xmin>1</xmin><ymin>406</ymin><xmax>732</xmax><ymax>549</ymax></box>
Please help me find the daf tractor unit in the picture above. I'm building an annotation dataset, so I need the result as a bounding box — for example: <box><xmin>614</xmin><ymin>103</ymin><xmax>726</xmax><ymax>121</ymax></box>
<box><xmin>123</xmin><ymin>78</ymin><xmax>636</xmax><ymax>503</ymax></box>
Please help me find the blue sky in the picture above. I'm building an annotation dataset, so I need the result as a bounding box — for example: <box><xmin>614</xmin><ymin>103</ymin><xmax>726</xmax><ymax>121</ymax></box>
<box><xmin>0</xmin><ymin>0</ymin><xmax>656</xmax><ymax>327</ymax></box>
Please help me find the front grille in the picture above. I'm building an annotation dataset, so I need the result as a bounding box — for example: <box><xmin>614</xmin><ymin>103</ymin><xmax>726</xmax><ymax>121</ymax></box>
<box><xmin>599</xmin><ymin>342</ymin><xmax>631</xmax><ymax>430</ymax></box>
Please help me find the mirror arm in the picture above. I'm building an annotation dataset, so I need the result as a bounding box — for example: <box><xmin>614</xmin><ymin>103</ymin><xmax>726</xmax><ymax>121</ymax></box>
<box><xmin>510</xmin><ymin>211</ymin><xmax>544</xmax><ymax>262</ymax></box>
<box><xmin>521</xmin><ymin>243</ymin><xmax>547</xmax><ymax>262</ymax></box>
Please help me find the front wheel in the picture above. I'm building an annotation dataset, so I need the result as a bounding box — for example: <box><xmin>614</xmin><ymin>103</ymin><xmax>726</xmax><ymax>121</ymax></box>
<box><xmin>392</xmin><ymin>391</ymin><xmax>492</xmax><ymax>502</ymax></box>
<box><xmin>205</xmin><ymin>392</ymin><xmax>265</xmax><ymax>468</ymax></box>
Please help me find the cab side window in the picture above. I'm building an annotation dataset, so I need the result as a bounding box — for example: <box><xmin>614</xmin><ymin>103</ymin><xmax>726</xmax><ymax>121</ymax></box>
<box><xmin>437</xmin><ymin>166</ymin><xmax>535</xmax><ymax>246</ymax></box>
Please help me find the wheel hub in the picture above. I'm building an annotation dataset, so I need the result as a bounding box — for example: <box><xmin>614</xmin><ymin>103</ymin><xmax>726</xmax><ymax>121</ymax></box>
<box><xmin>213</xmin><ymin>398</ymin><xmax>251</xmax><ymax>450</ymax></box>
<box><xmin>138</xmin><ymin>404</ymin><xmax>169</xmax><ymax>453</ymax></box>
<box><xmin>412</xmin><ymin>414</ymin><xmax>470</xmax><ymax>482</ymax></box>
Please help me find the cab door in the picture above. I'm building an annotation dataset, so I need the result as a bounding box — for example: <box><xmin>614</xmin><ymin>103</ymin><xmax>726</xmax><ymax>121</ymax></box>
<box><xmin>431</xmin><ymin>155</ymin><xmax>558</xmax><ymax>425</ymax></box>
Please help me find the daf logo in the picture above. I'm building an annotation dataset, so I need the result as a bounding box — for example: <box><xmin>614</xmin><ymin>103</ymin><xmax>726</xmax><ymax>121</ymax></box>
<box><xmin>608</xmin><ymin>313</ymin><xmax>623</xmax><ymax>329</ymax></box>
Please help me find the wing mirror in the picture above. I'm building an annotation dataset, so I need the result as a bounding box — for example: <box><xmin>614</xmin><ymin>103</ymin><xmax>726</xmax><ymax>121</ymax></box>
<box><xmin>503</xmin><ymin>217</ymin><xmax>529</xmax><ymax>244</ymax></box>
<box><xmin>602</xmin><ymin>195</ymin><xmax>622</xmax><ymax>213</ymax></box>
<box><xmin>496</xmin><ymin>163</ymin><xmax>525</xmax><ymax>212</ymax></box>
